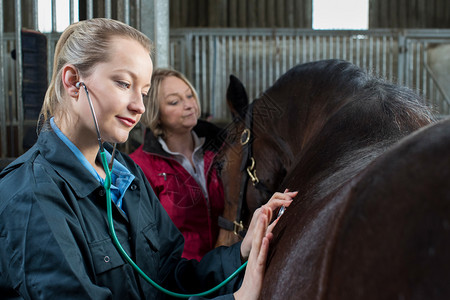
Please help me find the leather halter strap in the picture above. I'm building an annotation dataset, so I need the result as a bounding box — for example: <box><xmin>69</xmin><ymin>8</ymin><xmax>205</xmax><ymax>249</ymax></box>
<box><xmin>218</xmin><ymin>102</ymin><xmax>272</xmax><ymax>237</ymax></box>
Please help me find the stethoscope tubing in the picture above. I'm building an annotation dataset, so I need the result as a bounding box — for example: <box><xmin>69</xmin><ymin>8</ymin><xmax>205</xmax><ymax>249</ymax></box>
<box><xmin>102</xmin><ymin>151</ymin><xmax>247</xmax><ymax>298</ymax></box>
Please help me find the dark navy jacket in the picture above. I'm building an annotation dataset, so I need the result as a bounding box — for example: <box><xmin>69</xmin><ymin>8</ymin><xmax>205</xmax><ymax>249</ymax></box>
<box><xmin>0</xmin><ymin>126</ymin><xmax>242</xmax><ymax>299</ymax></box>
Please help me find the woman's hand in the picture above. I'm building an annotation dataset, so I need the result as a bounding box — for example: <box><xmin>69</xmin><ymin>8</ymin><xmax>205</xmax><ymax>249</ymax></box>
<box><xmin>240</xmin><ymin>190</ymin><xmax>297</xmax><ymax>260</ymax></box>
<box><xmin>233</xmin><ymin>206</ymin><xmax>270</xmax><ymax>300</ymax></box>
<box><xmin>234</xmin><ymin>190</ymin><xmax>296</xmax><ymax>300</ymax></box>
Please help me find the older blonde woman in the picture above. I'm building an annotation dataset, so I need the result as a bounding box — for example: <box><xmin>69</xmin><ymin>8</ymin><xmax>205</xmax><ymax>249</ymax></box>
<box><xmin>131</xmin><ymin>68</ymin><xmax>225</xmax><ymax>261</ymax></box>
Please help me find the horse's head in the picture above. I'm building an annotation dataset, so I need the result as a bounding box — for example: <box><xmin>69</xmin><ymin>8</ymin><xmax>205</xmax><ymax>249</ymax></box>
<box><xmin>216</xmin><ymin>59</ymin><xmax>435</xmax><ymax>247</ymax></box>
<box><xmin>215</xmin><ymin>75</ymin><xmax>290</xmax><ymax>246</ymax></box>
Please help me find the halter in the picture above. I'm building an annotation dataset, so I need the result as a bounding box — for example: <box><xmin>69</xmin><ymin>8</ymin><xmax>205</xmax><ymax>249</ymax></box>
<box><xmin>218</xmin><ymin>102</ymin><xmax>272</xmax><ymax>237</ymax></box>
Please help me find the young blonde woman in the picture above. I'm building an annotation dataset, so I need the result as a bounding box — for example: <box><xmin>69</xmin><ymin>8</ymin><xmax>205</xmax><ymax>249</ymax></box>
<box><xmin>0</xmin><ymin>18</ymin><xmax>296</xmax><ymax>299</ymax></box>
<box><xmin>130</xmin><ymin>68</ymin><xmax>225</xmax><ymax>261</ymax></box>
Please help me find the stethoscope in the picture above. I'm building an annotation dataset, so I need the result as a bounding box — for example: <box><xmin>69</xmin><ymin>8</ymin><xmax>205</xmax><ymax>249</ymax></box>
<box><xmin>76</xmin><ymin>82</ymin><xmax>247</xmax><ymax>298</ymax></box>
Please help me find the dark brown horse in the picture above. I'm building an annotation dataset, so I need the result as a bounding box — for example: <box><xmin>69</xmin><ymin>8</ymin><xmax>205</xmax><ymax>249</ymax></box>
<box><xmin>216</xmin><ymin>59</ymin><xmax>449</xmax><ymax>298</ymax></box>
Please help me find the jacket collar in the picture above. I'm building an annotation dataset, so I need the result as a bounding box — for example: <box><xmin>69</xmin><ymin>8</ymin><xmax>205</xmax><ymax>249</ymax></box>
<box><xmin>142</xmin><ymin>119</ymin><xmax>226</xmax><ymax>156</ymax></box>
<box><xmin>38</xmin><ymin>126</ymin><xmax>103</xmax><ymax>198</ymax></box>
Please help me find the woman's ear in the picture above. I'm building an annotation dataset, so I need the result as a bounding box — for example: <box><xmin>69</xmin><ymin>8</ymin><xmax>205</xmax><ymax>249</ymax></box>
<box><xmin>62</xmin><ymin>64</ymin><xmax>80</xmax><ymax>99</ymax></box>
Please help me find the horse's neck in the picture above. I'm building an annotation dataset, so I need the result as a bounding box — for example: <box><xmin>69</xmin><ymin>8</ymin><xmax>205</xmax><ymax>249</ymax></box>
<box><xmin>295</xmin><ymin>141</ymin><xmax>393</xmax><ymax>203</ymax></box>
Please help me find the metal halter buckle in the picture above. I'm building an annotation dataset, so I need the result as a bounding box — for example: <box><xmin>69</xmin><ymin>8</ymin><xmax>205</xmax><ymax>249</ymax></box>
<box><xmin>246</xmin><ymin>157</ymin><xmax>259</xmax><ymax>185</ymax></box>
<box><xmin>233</xmin><ymin>220</ymin><xmax>244</xmax><ymax>236</ymax></box>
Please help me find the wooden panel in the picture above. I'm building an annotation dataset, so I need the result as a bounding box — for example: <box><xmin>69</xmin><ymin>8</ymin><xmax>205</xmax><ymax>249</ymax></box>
<box><xmin>169</xmin><ymin>0</ymin><xmax>314</xmax><ymax>28</ymax></box>
<box><xmin>266</xmin><ymin>0</ymin><xmax>276</xmax><ymax>27</ymax></box>
<box><xmin>229</xmin><ymin>0</ymin><xmax>238</xmax><ymax>27</ymax></box>
<box><xmin>248</xmin><ymin>0</ymin><xmax>257</xmax><ymax>27</ymax></box>
<box><xmin>168</xmin><ymin>0</ymin><xmax>449</xmax><ymax>29</ymax></box>
<box><xmin>370</xmin><ymin>0</ymin><xmax>450</xmax><ymax>28</ymax></box>
<box><xmin>276</xmin><ymin>0</ymin><xmax>285</xmax><ymax>27</ymax></box>
<box><xmin>237</xmin><ymin>0</ymin><xmax>247</xmax><ymax>27</ymax></box>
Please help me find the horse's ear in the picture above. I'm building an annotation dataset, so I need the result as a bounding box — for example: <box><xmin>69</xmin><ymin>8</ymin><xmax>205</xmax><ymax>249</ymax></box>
<box><xmin>227</xmin><ymin>75</ymin><xmax>249</xmax><ymax>119</ymax></box>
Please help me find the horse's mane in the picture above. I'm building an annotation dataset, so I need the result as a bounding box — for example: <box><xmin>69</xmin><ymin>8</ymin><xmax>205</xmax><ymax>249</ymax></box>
<box><xmin>267</xmin><ymin>59</ymin><xmax>435</xmax><ymax>202</ymax></box>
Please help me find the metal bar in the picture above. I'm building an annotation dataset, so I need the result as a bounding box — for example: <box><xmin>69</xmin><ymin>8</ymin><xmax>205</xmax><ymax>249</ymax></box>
<box><xmin>105</xmin><ymin>0</ymin><xmax>112</xmax><ymax>19</ymax></box>
<box><xmin>69</xmin><ymin>0</ymin><xmax>75</xmax><ymax>24</ymax></box>
<box><xmin>382</xmin><ymin>35</ymin><xmax>387</xmax><ymax>77</ymax></box>
<box><xmin>302</xmin><ymin>34</ymin><xmax>306</xmax><ymax>62</ymax></box>
<box><xmin>356</xmin><ymin>35</ymin><xmax>360</xmax><ymax>66</ymax></box>
<box><xmin>342</xmin><ymin>36</ymin><xmax>347</xmax><ymax>61</ymax></box>
<box><xmin>335</xmin><ymin>35</ymin><xmax>340</xmax><ymax>59</ymax></box>
<box><xmin>288</xmin><ymin>36</ymin><xmax>293</xmax><ymax>70</ymax></box>
<box><xmin>135</xmin><ymin>0</ymin><xmax>140</xmax><ymax>30</ymax></box>
<box><xmin>194</xmin><ymin>35</ymin><xmax>199</xmax><ymax>103</ymax></box>
<box><xmin>242</xmin><ymin>35</ymin><xmax>247</xmax><ymax>93</ymax></box>
<box><xmin>51</xmin><ymin>0</ymin><xmax>57</xmax><ymax>31</ymax></box>
<box><xmin>124</xmin><ymin>0</ymin><xmax>130</xmax><ymax>24</ymax></box>
<box><xmin>0</xmin><ymin>0</ymin><xmax>6</xmax><ymax>157</ymax></box>
<box><xmin>86</xmin><ymin>0</ymin><xmax>93</xmax><ymax>19</ymax></box>
<box><xmin>249</xmin><ymin>35</ymin><xmax>253</xmax><ymax>98</ymax></box>
<box><xmin>369</xmin><ymin>36</ymin><xmax>373</xmax><ymax>73</ymax></box>
<box><xmin>397</xmin><ymin>33</ymin><xmax>406</xmax><ymax>84</ymax></box>
<box><xmin>424</xmin><ymin>58</ymin><xmax>450</xmax><ymax>104</ymax></box>
<box><xmin>349</xmin><ymin>34</ymin><xmax>354</xmax><ymax>63</ymax></box>
<box><xmin>268</xmin><ymin>35</ymin><xmax>273</xmax><ymax>84</ymax></box>
<box><xmin>201</xmin><ymin>36</ymin><xmax>206</xmax><ymax>112</ymax></box>
<box><xmin>422</xmin><ymin>44</ymin><xmax>428</xmax><ymax>103</ymax></box>
<box><xmin>220</xmin><ymin>35</ymin><xmax>226</xmax><ymax>119</ymax></box>
<box><xmin>153</xmin><ymin>0</ymin><xmax>169</xmax><ymax>67</ymax></box>
<box><xmin>32</xmin><ymin>0</ymin><xmax>38</xmax><ymax>29</ymax></box>
<box><xmin>46</xmin><ymin>33</ymin><xmax>53</xmax><ymax>92</ymax></box>
<box><xmin>362</xmin><ymin>35</ymin><xmax>367</xmax><ymax>70</ymax></box>
<box><xmin>15</xmin><ymin>0</ymin><xmax>24</xmax><ymax>155</ymax></box>
<box><xmin>415</xmin><ymin>43</ymin><xmax>421</xmax><ymax>94</ymax></box>
<box><xmin>227</xmin><ymin>36</ymin><xmax>232</xmax><ymax>90</ymax></box>
<box><xmin>375</xmin><ymin>37</ymin><xmax>380</xmax><ymax>75</ymax></box>
<box><xmin>262</xmin><ymin>35</ymin><xmax>266</xmax><ymax>89</ymax></box>
<box><xmin>208</xmin><ymin>35</ymin><xmax>214</xmax><ymax>115</ymax></box>
<box><xmin>255</xmin><ymin>36</ymin><xmax>260</xmax><ymax>99</ymax></box>
<box><xmin>329</xmin><ymin>35</ymin><xmax>334</xmax><ymax>59</ymax></box>
<box><xmin>183</xmin><ymin>33</ymin><xmax>192</xmax><ymax>81</ymax></box>
<box><xmin>179</xmin><ymin>38</ymin><xmax>185</xmax><ymax>74</ymax></box>
<box><xmin>282</xmin><ymin>35</ymin><xmax>286</xmax><ymax>73</ymax></box>
<box><xmin>139</xmin><ymin>0</ymin><xmax>153</xmax><ymax>41</ymax></box>
<box><xmin>314</xmin><ymin>35</ymin><xmax>319</xmax><ymax>60</ymax></box>
<box><xmin>388</xmin><ymin>36</ymin><xmax>393</xmax><ymax>81</ymax></box>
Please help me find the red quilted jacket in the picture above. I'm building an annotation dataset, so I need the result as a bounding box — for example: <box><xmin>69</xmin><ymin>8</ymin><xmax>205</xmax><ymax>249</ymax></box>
<box><xmin>130</xmin><ymin>121</ymin><xmax>225</xmax><ymax>261</ymax></box>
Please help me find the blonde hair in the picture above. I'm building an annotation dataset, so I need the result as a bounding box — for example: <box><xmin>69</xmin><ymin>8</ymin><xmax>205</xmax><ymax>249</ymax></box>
<box><xmin>40</xmin><ymin>18</ymin><xmax>153</xmax><ymax>125</ymax></box>
<box><xmin>142</xmin><ymin>68</ymin><xmax>201</xmax><ymax>137</ymax></box>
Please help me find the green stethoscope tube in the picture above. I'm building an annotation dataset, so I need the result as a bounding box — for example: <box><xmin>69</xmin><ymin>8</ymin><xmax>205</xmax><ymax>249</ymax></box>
<box><xmin>101</xmin><ymin>152</ymin><xmax>247</xmax><ymax>298</ymax></box>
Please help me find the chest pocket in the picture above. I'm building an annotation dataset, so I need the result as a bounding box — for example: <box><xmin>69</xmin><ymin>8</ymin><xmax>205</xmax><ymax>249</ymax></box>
<box><xmin>156</xmin><ymin>172</ymin><xmax>203</xmax><ymax>208</ymax></box>
<box><xmin>89</xmin><ymin>238</ymin><xmax>126</xmax><ymax>274</ymax></box>
<box><xmin>139</xmin><ymin>223</ymin><xmax>166</xmax><ymax>281</ymax></box>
